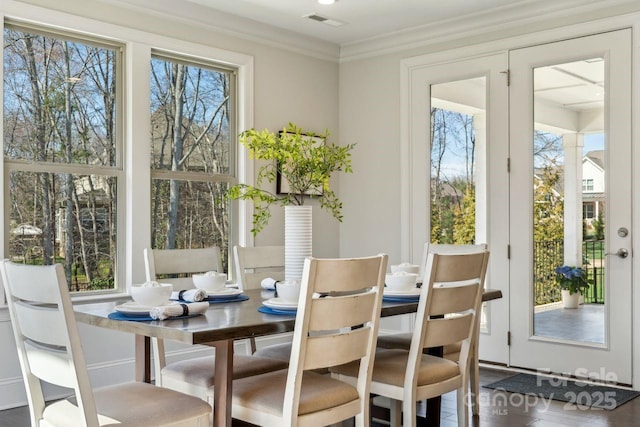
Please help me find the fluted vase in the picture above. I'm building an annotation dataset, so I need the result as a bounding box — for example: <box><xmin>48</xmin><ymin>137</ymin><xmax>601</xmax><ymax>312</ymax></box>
<box><xmin>285</xmin><ymin>205</ymin><xmax>312</xmax><ymax>282</ymax></box>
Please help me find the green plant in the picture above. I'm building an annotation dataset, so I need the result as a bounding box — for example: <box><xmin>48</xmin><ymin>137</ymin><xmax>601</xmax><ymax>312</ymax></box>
<box><xmin>226</xmin><ymin>123</ymin><xmax>355</xmax><ymax>235</ymax></box>
<box><xmin>555</xmin><ymin>265</ymin><xmax>591</xmax><ymax>295</ymax></box>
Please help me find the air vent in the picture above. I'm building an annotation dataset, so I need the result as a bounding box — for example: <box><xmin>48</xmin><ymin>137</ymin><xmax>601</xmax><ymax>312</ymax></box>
<box><xmin>304</xmin><ymin>13</ymin><xmax>346</xmax><ymax>27</ymax></box>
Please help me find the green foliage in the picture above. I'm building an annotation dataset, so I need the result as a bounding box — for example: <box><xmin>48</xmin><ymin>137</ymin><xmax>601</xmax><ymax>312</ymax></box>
<box><xmin>592</xmin><ymin>210</ymin><xmax>605</xmax><ymax>240</ymax></box>
<box><xmin>555</xmin><ymin>265</ymin><xmax>591</xmax><ymax>295</ymax></box>
<box><xmin>453</xmin><ymin>186</ymin><xmax>476</xmax><ymax>244</ymax></box>
<box><xmin>226</xmin><ymin>123</ymin><xmax>355</xmax><ymax>235</ymax></box>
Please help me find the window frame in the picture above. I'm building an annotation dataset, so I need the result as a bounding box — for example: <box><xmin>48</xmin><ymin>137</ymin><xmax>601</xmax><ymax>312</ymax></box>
<box><xmin>3</xmin><ymin>22</ymin><xmax>126</xmax><ymax>296</ymax></box>
<box><xmin>1</xmin><ymin>3</ymin><xmax>255</xmax><ymax>304</ymax></box>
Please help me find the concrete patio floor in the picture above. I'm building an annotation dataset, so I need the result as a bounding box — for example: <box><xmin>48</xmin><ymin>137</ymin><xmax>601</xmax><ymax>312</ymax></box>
<box><xmin>534</xmin><ymin>303</ymin><xmax>605</xmax><ymax>343</ymax></box>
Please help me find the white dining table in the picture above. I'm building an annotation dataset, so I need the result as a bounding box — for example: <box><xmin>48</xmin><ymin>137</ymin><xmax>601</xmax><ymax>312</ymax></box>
<box><xmin>74</xmin><ymin>287</ymin><xmax>502</xmax><ymax>427</ymax></box>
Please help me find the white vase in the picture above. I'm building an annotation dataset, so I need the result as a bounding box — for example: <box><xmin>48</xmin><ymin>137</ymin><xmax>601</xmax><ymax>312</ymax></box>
<box><xmin>561</xmin><ymin>289</ymin><xmax>580</xmax><ymax>309</ymax></box>
<box><xmin>285</xmin><ymin>205</ymin><xmax>312</xmax><ymax>282</ymax></box>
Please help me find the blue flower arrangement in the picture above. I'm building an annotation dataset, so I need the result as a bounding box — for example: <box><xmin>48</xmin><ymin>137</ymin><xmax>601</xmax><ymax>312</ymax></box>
<box><xmin>555</xmin><ymin>265</ymin><xmax>591</xmax><ymax>295</ymax></box>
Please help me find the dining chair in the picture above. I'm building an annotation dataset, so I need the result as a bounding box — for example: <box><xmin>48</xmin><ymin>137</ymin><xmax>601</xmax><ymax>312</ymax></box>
<box><xmin>233</xmin><ymin>244</ymin><xmax>291</xmax><ymax>358</ymax></box>
<box><xmin>0</xmin><ymin>260</ymin><xmax>212</xmax><ymax>427</ymax></box>
<box><xmin>333</xmin><ymin>249</ymin><xmax>489</xmax><ymax>427</ymax></box>
<box><xmin>231</xmin><ymin>254</ymin><xmax>388</xmax><ymax>427</ymax></box>
<box><xmin>143</xmin><ymin>247</ymin><xmax>287</xmax><ymax>401</ymax></box>
<box><xmin>377</xmin><ymin>243</ymin><xmax>489</xmax><ymax>416</ymax></box>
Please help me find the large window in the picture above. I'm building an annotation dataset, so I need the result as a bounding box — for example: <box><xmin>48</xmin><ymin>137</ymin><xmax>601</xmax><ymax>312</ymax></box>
<box><xmin>149</xmin><ymin>54</ymin><xmax>235</xmax><ymax>272</ymax></box>
<box><xmin>4</xmin><ymin>24</ymin><xmax>122</xmax><ymax>293</ymax></box>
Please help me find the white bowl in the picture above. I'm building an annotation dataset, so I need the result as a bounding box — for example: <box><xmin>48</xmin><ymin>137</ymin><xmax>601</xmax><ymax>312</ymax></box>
<box><xmin>130</xmin><ymin>282</ymin><xmax>173</xmax><ymax>307</ymax></box>
<box><xmin>192</xmin><ymin>272</ymin><xmax>227</xmax><ymax>292</ymax></box>
<box><xmin>390</xmin><ymin>263</ymin><xmax>420</xmax><ymax>275</ymax></box>
<box><xmin>385</xmin><ymin>272</ymin><xmax>419</xmax><ymax>291</ymax></box>
<box><xmin>276</xmin><ymin>280</ymin><xmax>301</xmax><ymax>303</ymax></box>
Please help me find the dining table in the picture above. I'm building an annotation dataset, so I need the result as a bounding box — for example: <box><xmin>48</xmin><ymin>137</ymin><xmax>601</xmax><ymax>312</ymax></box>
<box><xmin>74</xmin><ymin>286</ymin><xmax>502</xmax><ymax>427</ymax></box>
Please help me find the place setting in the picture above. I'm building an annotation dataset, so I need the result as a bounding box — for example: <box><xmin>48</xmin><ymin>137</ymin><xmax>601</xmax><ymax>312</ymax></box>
<box><xmin>383</xmin><ymin>263</ymin><xmax>421</xmax><ymax>302</ymax></box>
<box><xmin>258</xmin><ymin>279</ymin><xmax>299</xmax><ymax>315</ymax></box>
<box><xmin>192</xmin><ymin>271</ymin><xmax>249</xmax><ymax>304</ymax></box>
<box><xmin>111</xmin><ymin>281</ymin><xmax>209</xmax><ymax>321</ymax></box>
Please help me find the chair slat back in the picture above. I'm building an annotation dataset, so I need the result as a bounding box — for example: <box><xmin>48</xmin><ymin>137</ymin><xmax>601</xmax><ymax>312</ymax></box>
<box><xmin>407</xmin><ymin>250</ymin><xmax>489</xmax><ymax>385</ymax></box>
<box><xmin>1</xmin><ymin>260</ymin><xmax>100</xmax><ymax>425</ymax></box>
<box><xmin>282</xmin><ymin>254</ymin><xmax>388</xmax><ymax>423</ymax></box>
<box><xmin>418</xmin><ymin>243</ymin><xmax>488</xmax><ymax>283</ymax></box>
<box><xmin>144</xmin><ymin>247</ymin><xmax>222</xmax><ymax>289</ymax></box>
<box><xmin>233</xmin><ymin>245</ymin><xmax>284</xmax><ymax>290</ymax></box>
<box><xmin>422</xmin><ymin>312</ymin><xmax>475</xmax><ymax>348</ymax></box>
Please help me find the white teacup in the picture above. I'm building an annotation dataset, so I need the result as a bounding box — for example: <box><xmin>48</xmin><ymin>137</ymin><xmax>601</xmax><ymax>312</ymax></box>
<box><xmin>385</xmin><ymin>272</ymin><xmax>419</xmax><ymax>291</ymax></box>
<box><xmin>192</xmin><ymin>271</ymin><xmax>227</xmax><ymax>292</ymax></box>
<box><xmin>390</xmin><ymin>262</ymin><xmax>420</xmax><ymax>275</ymax></box>
<box><xmin>277</xmin><ymin>280</ymin><xmax>301</xmax><ymax>303</ymax></box>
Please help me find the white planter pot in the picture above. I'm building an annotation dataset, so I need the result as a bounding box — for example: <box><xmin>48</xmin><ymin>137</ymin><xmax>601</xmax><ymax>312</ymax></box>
<box><xmin>561</xmin><ymin>289</ymin><xmax>580</xmax><ymax>309</ymax></box>
<box><xmin>285</xmin><ymin>205</ymin><xmax>312</xmax><ymax>282</ymax></box>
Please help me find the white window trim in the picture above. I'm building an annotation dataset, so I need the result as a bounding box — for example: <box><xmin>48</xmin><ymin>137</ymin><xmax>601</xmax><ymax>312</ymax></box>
<box><xmin>0</xmin><ymin>1</ymin><xmax>254</xmax><ymax>305</ymax></box>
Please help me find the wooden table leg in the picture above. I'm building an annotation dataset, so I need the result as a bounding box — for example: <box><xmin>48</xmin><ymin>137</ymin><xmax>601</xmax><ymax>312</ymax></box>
<box><xmin>213</xmin><ymin>340</ymin><xmax>234</xmax><ymax>427</ymax></box>
<box><xmin>134</xmin><ymin>335</ymin><xmax>151</xmax><ymax>383</ymax></box>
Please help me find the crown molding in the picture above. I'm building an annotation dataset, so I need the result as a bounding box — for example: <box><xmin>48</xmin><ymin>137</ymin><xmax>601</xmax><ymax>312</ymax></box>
<box><xmin>339</xmin><ymin>0</ymin><xmax>640</xmax><ymax>62</ymax></box>
<box><xmin>98</xmin><ymin>0</ymin><xmax>340</xmax><ymax>62</ymax></box>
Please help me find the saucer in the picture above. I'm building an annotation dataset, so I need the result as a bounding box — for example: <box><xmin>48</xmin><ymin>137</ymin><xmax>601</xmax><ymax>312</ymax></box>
<box><xmin>206</xmin><ymin>288</ymin><xmax>243</xmax><ymax>299</ymax></box>
<box><xmin>263</xmin><ymin>298</ymin><xmax>298</xmax><ymax>311</ymax></box>
<box><xmin>383</xmin><ymin>288</ymin><xmax>421</xmax><ymax>298</ymax></box>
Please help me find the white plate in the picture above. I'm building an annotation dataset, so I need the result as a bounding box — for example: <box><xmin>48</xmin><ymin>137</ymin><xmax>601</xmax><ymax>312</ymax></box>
<box><xmin>383</xmin><ymin>288</ymin><xmax>421</xmax><ymax>298</ymax></box>
<box><xmin>263</xmin><ymin>298</ymin><xmax>298</xmax><ymax>310</ymax></box>
<box><xmin>115</xmin><ymin>301</ymin><xmax>175</xmax><ymax>316</ymax></box>
<box><xmin>206</xmin><ymin>288</ymin><xmax>243</xmax><ymax>299</ymax></box>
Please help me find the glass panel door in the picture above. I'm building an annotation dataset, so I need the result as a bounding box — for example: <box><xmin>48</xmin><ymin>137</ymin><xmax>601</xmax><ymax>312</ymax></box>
<box><xmin>509</xmin><ymin>30</ymin><xmax>632</xmax><ymax>383</ymax></box>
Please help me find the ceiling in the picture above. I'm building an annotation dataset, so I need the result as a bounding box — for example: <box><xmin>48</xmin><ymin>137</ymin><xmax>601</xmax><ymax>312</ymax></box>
<box><xmin>180</xmin><ymin>0</ymin><xmax>613</xmax><ymax>45</ymax></box>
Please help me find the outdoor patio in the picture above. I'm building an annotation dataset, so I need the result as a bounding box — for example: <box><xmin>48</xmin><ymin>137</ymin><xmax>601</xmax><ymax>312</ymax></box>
<box><xmin>534</xmin><ymin>303</ymin><xmax>605</xmax><ymax>343</ymax></box>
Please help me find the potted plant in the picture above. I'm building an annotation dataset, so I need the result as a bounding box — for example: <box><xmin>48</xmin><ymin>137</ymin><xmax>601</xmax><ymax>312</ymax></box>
<box><xmin>554</xmin><ymin>265</ymin><xmax>590</xmax><ymax>309</ymax></box>
<box><xmin>226</xmin><ymin>123</ymin><xmax>354</xmax><ymax>281</ymax></box>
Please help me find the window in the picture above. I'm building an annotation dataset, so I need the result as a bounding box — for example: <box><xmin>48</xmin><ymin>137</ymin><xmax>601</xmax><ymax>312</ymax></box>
<box><xmin>583</xmin><ymin>203</ymin><xmax>595</xmax><ymax>219</ymax></box>
<box><xmin>582</xmin><ymin>179</ymin><xmax>594</xmax><ymax>191</ymax></box>
<box><xmin>149</xmin><ymin>54</ymin><xmax>236</xmax><ymax>272</ymax></box>
<box><xmin>4</xmin><ymin>24</ymin><xmax>122</xmax><ymax>293</ymax></box>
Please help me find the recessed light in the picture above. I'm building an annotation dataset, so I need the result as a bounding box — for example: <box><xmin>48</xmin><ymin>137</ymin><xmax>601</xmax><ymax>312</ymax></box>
<box><xmin>318</xmin><ymin>0</ymin><xmax>336</xmax><ymax>5</ymax></box>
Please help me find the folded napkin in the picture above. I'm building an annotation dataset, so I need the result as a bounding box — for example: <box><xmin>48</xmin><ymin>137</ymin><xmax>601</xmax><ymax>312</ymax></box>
<box><xmin>171</xmin><ymin>288</ymin><xmax>207</xmax><ymax>302</ymax></box>
<box><xmin>261</xmin><ymin>277</ymin><xmax>278</xmax><ymax>290</ymax></box>
<box><xmin>150</xmin><ymin>301</ymin><xmax>209</xmax><ymax>320</ymax></box>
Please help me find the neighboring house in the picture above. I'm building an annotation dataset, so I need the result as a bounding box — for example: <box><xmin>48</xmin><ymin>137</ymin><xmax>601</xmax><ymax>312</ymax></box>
<box><xmin>582</xmin><ymin>150</ymin><xmax>605</xmax><ymax>228</ymax></box>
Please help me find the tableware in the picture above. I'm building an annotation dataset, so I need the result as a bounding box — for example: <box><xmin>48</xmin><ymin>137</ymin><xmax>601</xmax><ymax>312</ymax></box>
<box><xmin>115</xmin><ymin>301</ymin><xmax>178</xmax><ymax>317</ymax></box>
<box><xmin>205</xmin><ymin>288</ymin><xmax>243</xmax><ymax>299</ymax></box>
<box><xmin>258</xmin><ymin>306</ymin><xmax>297</xmax><ymax>316</ymax></box>
<box><xmin>385</xmin><ymin>272</ymin><xmax>419</xmax><ymax>291</ymax></box>
<box><xmin>263</xmin><ymin>297</ymin><xmax>298</xmax><ymax>311</ymax></box>
<box><xmin>383</xmin><ymin>288</ymin><xmax>422</xmax><ymax>298</ymax></box>
<box><xmin>130</xmin><ymin>282</ymin><xmax>173</xmax><ymax>306</ymax></box>
<box><xmin>276</xmin><ymin>279</ymin><xmax>301</xmax><ymax>303</ymax></box>
<box><xmin>193</xmin><ymin>271</ymin><xmax>227</xmax><ymax>292</ymax></box>
<box><xmin>390</xmin><ymin>263</ymin><xmax>420</xmax><ymax>275</ymax></box>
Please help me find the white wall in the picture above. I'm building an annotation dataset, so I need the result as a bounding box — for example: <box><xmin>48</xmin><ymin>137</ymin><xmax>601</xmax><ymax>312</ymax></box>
<box><xmin>0</xmin><ymin>0</ymin><xmax>340</xmax><ymax>409</ymax></box>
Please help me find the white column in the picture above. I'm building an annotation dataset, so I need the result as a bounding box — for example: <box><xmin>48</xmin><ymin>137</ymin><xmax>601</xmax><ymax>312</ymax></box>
<box><xmin>562</xmin><ymin>134</ymin><xmax>584</xmax><ymax>265</ymax></box>
<box><xmin>473</xmin><ymin>113</ymin><xmax>487</xmax><ymax>244</ymax></box>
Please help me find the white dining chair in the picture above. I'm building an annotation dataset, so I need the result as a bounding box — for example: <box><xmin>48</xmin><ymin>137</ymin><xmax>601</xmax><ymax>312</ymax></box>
<box><xmin>333</xmin><ymin>249</ymin><xmax>489</xmax><ymax>427</ymax></box>
<box><xmin>143</xmin><ymin>247</ymin><xmax>287</xmax><ymax>402</ymax></box>
<box><xmin>377</xmin><ymin>242</ymin><xmax>489</xmax><ymax>415</ymax></box>
<box><xmin>233</xmin><ymin>244</ymin><xmax>292</xmax><ymax>358</ymax></box>
<box><xmin>0</xmin><ymin>260</ymin><xmax>212</xmax><ymax>427</ymax></box>
<box><xmin>231</xmin><ymin>254</ymin><xmax>388</xmax><ymax>427</ymax></box>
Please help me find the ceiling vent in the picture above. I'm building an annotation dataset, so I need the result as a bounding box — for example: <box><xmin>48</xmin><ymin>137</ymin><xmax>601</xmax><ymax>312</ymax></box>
<box><xmin>304</xmin><ymin>13</ymin><xmax>346</xmax><ymax>27</ymax></box>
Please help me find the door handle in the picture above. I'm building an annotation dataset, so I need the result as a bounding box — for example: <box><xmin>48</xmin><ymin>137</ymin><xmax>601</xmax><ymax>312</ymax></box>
<box><xmin>606</xmin><ymin>248</ymin><xmax>629</xmax><ymax>258</ymax></box>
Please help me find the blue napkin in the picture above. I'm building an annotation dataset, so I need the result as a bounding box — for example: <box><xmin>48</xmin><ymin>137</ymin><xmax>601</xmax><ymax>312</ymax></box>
<box><xmin>258</xmin><ymin>306</ymin><xmax>296</xmax><ymax>316</ymax></box>
<box><xmin>206</xmin><ymin>294</ymin><xmax>249</xmax><ymax>304</ymax></box>
<box><xmin>108</xmin><ymin>312</ymin><xmax>199</xmax><ymax>321</ymax></box>
<box><xmin>382</xmin><ymin>296</ymin><xmax>420</xmax><ymax>303</ymax></box>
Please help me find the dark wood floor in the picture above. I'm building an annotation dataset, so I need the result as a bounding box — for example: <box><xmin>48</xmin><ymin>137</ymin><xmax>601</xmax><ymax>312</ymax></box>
<box><xmin>2</xmin><ymin>367</ymin><xmax>640</xmax><ymax>426</ymax></box>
